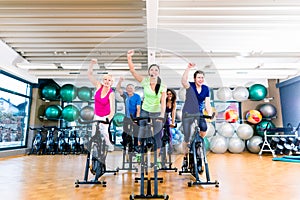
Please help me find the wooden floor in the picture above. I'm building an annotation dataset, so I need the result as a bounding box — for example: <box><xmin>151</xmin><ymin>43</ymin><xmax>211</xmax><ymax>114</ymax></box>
<box><xmin>0</xmin><ymin>150</ymin><xmax>299</xmax><ymax>200</ymax></box>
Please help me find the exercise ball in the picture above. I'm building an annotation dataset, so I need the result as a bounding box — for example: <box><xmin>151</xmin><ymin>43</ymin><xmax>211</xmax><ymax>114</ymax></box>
<box><xmin>178</xmin><ymin>87</ymin><xmax>186</xmax><ymax>101</ymax></box>
<box><xmin>60</xmin><ymin>84</ymin><xmax>77</xmax><ymax>102</ymax></box>
<box><xmin>80</xmin><ymin>106</ymin><xmax>94</xmax><ymax>121</ymax></box>
<box><xmin>77</xmin><ymin>86</ymin><xmax>92</xmax><ymax>102</ymax></box>
<box><xmin>258</xmin><ymin>103</ymin><xmax>277</xmax><ymax>119</ymax></box>
<box><xmin>44</xmin><ymin>105</ymin><xmax>62</xmax><ymax>120</ymax></box>
<box><xmin>246</xmin><ymin>136</ymin><xmax>263</xmax><ymax>153</ymax></box>
<box><xmin>115</xmin><ymin>90</ymin><xmax>124</xmax><ymax>102</ymax></box>
<box><xmin>62</xmin><ymin>104</ymin><xmax>80</xmax><ymax>122</ymax></box>
<box><xmin>218</xmin><ymin>122</ymin><xmax>235</xmax><ymax>138</ymax></box>
<box><xmin>255</xmin><ymin>120</ymin><xmax>276</xmax><ymax>137</ymax></box>
<box><xmin>210</xmin><ymin>134</ymin><xmax>228</xmax><ymax>154</ymax></box>
<box><xmin>41</xmin><ymin>84</ymin><xmax>59</xmax><ymax>100</ymax></box>
<box><xmin>228</xmin><ymin>137</ymin><xmax>245</xmax><ymax>153</ymax></box>
<box><xmin>216</xmin><ymin>87</ymin><xmax>232</xmax><ymax>101</ymax></box>
<box><xmin>224</xmin><ymin>109</ymin><xmax>239</xmax><ymax>123</ymax></box>
<box><xmin>245</xmin><ymin>110</ymin><xmax>262</xmax><ymax>124</ymax></box>
<box><xmin>248</xmin><ymin>84</ymin><xmax>267</xmax><ymax>101</ymax></box>
<box><xmin>113</xmin><ymin>113</ymin><xmax>125</xmax><ymax>127</ymax></box>
<box><xmin>205</xmin><ymin>122</ymin><xmax>215</xmax><ymax>138</ymax></box>
<box><xmin>236</xmin><ymin>124</ymin><xmax>254</xmax><ymax>140</ymax></box>
<box><xmin>232</xmin><ymin>86</ymin><xmax>249</xmax><ymax>101</ymax></box>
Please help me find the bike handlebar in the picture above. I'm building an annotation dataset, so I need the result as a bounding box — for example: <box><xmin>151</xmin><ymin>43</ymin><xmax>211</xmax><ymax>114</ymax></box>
<box><xmin>183</xmin><ymin>112</ymin><xmax>215</xmax><ymax>119</ymax></box>
<box><xmin>131</xmin><ymin>115</ymin><xmax>165</xmax><ymax>123</ymax></box>
<box><xmin>78</xmin><ymin>118</ymin><xmax>110</xmax><ymax>125</ymax></box>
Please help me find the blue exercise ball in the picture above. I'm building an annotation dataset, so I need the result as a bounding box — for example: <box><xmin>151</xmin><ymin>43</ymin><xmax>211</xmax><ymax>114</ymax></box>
<box><xmin>41</xmin><ymin>84</ymin><xmax>59</xmax><ymax>100</ymax></box>
<box><xmin>62</xmin><ymin>104</ymin><xmax>80</xmax><ymax>122</ymax></box>
<box><xmin>44</xmin><ymin>105</ymin><xmax>62</xmax><ymax>120</ymax></box>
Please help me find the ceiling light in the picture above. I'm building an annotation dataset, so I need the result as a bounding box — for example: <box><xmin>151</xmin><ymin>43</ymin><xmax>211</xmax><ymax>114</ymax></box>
<box><xmin>16</xmin><ymin>63</ymin><xmax>57</xmax><ymax>69</ymax></box>
<box><xmin>104</xmin><ymin>63</ymin><xmax>141</xmax><ymax>69</ymax></box>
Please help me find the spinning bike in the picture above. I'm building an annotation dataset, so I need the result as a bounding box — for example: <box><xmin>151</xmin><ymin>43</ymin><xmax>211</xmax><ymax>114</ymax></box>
<box><xmin>117</xmin><ymin>117</ymin><xmax>139</xmax><ymax>172</ymax></box>
<box><xmin>75</xmin><ymin>118</ymin><xmax>118</xmax><ymax>187</ymax></box>
<box><xmin>130</xmin><ymin>116</ymin><xmax>169</xmax><ymax>200</ymax></box>
<box><xmin>159</xmin><ymin>114</ymin><xmax>177</xmax><ymax>172</ymax></box>
<box><xmin>29</xmin><ymin>126</ymin><xmax>47</xmax><ymax>155</ymax></box>
<box><xmin>179</xmin><ymin>112</ymin><xmax>219</xmax><ymax>187</ymax></box>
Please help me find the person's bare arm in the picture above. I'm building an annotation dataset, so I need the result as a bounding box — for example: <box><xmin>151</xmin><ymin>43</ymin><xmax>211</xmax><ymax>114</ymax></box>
<box><xmin>171</xmin><ymin>101</ymin><xmax>177</xmax><ymax>126</ymax></box>
<box><xmin>181</xmin><ymin>63</ymin><xmax>195</xmax><ymax>89</ymax></box>
<box><xmin>127</xmin><ymin>49</ymin><xmax>144</xmax><ymax>83</ymax></box>
<box><xmin>136</xmin><ymin>105</ymin><xmax>141</xmax><ymax>117</ymax></box>
<box><xmin>160</xmin><ymin>91</ymin><xmax>166</xmax><ymax>118</ymax></box>
<box><xmin>88</xmin><ymin>59</ymin><xmax>101</xmax><ymax>88</ymax></box>
<box><xmin>108</xmin><ymin>92</ymin><xmax>115</xmax><ymax>121</ymax></box>
<box><xmin>205</xmin><ymin>96</ymin><xmax>212</xmax><ymax>116</ymax></box>
<box><xmin>116</xmin><ymin>77</ymin><xmax>124</xmax><ymax>96</ymax></box>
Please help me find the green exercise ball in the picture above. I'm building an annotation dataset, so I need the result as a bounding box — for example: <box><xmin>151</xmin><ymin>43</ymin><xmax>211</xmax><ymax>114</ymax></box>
<box><xmin>77</xmin><ymin>86</ymin><xmax>92</xmax><ymax>102</ymax></box>
<box><xmin>255</xmin><ymin>120</ymin><xmax>276</xmax><ymax>137</ymax></box>
<box><xmin>41</xmin><ymin>84</ymin><xmax>59</xmax><ymax>100</ymax></box>
<box><xmin>60</xmin><ymin>84</ymin><xmax>77</xmax><ymax>102</ymax></box>
<box><xmin>45</xmin><ymin>105</ymin><xmax>62</xmax><ymax>120</ymax></box>
<box><xmin>113</xmin><ymin>113</ymin><xmax>125</xmax><ymax>127</ymax></box>
<box><xmin>204</xmin><ymin>137</ymin><xmax>210</xmax><ymax>152</ymax></box>
<box><xmin>248</xmin><ymin>84</ymin><xmax>267</xmax><ymax>101</ymax></box>
<box><xmin>62</xmin><ymin>104</ymin><xmax>80</xmax><ymax>122</ymax></box>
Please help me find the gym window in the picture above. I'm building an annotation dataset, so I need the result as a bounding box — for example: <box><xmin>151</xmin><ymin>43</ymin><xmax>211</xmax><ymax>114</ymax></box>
<box><xmin>0</xmin><ymin>70</ymin><xmax>32</xmax><ymax>151</ymax></box>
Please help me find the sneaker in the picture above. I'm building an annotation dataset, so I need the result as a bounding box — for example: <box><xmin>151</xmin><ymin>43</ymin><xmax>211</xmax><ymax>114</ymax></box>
<box><xmin>108</xmin><ymin>145</ymin><xmax>114</xmax><ymax>152</ymax></box>
<box><xmin>157</xmin><ymin>157</ymin><xmax>162</xmax><ymax>169</ymax></box>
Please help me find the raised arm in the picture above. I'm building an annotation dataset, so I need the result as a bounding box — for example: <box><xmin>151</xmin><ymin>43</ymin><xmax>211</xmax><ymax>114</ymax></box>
<box><xmin>116</xmin><ymin>77</ymin><xmax>124</xmax><ymax>96</ymax></box>
<box><xmin>171</xmin><ymin>101</ymin><xmax>177</xmax><ymax>126</ymax></box>
<box><xmin>88</xmin><ymin>59</ymin><xmax>101</xmax><ymax>88</ymax></box>
<box><xmin>181</xmin><ymin>63</ymin><xmax>195</xmax><ymax>89</ymax></box>
<box><xmin>127</xmin><ymin>49</ymin><xmax>144</xmax><ymax>83</ymax></box>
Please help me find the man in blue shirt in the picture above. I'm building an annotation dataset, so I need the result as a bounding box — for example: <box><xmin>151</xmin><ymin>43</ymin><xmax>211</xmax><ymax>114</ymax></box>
<box><xmin>116</xmin><ymin>77</ymin><xmax>142</xmax><ymax>152</ymax></box>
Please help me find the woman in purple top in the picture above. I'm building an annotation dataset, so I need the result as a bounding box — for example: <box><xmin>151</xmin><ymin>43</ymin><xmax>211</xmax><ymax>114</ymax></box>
<box><xmin>88</xmin><ymin>58</ymin><xmax>115</xmax><ymax>151</ymax></box>
<box><xmin>181</xmin><ymin>63</ymin><xmax>212</xmax><ymax>155</ymax></box>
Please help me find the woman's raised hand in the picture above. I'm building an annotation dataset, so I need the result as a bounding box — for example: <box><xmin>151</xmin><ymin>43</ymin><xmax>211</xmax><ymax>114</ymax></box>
<box><xmin>127</xmin><ymin>49</ymin><xmax>134</xmax><ymax>57</ymax></box>
<box><xmin>90</xmin><ymin>58</ymin><xmax>98</xmax><ymax>64</ymax></box>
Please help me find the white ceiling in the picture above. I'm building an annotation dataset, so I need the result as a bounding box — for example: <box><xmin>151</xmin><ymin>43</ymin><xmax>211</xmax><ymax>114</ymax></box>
<box><xmin>1</xmin><ymin>0</ymin><xmax>300</xmax><ymax>87</ymax></box>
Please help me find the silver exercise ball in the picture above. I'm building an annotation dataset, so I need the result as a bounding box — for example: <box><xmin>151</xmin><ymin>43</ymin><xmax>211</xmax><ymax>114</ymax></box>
<box><xmin>232</xmin><ymin>86</ymin><xmax>249</xmax><ymax>102</ymax></box>
<box><xmin>228</xmin><ymin>137</ymin><xmax>245</xmax><ymax>153</ymax></box>
<box><xmin>218</xmin><ymin>122</ymin><xmax>235</xmax><ymax>138</ymax></box>
<box><xmin>246</xmin><ymin>136</ymin><xmax>263</xmax><ymax>154</ymax></box>
<box><xmin>216</xmin><ymin>87</ymin><xmax>232</xmax><ymax>101</ymax></box>
<box><xmin>210</xmin><ymin>134</ymin><xmax>228</xmax><ymax>154</ymax></box>
<box><xmin>236</xmin><ymin>124</ymin><xmax>254</xmax><ymax>140</ymax></box>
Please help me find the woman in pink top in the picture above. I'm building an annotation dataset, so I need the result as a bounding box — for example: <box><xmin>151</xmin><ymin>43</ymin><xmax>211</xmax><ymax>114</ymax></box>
<box><xmin>88</xmin><ymin>58</ymin><xmax>115</xmax><ymax>151</ymax></box>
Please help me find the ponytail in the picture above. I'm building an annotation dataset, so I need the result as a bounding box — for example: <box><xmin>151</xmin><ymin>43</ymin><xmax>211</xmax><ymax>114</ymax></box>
<box><xmin>155</xmin><ymin>76</ymin><xmax>161</xmax><ymax>95</ymax></box>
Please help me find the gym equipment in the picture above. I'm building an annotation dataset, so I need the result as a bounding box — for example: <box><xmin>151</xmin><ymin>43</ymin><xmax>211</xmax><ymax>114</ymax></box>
<box><xmin>44</xmin><ymin>126</ymin><xmax>58</xmax><ymax>155</ymax></box>
<box><xmin>246</xmin><ymin>136</ymin><xmax>263</xmax><ymax>154</ymax></box>
<box><xmin>41</xmin><ymin>84</ymin><xmax>60</xmax><ymax>100</ymax></box>
<box><xmin>44</xmin><ymin>105</ymin><xmax>62</xmax><ymax>120</ymax></box>
<box><xmin>62</xmin><ymin>104</ymin><xmax>80</xmax><ymax>122</ymax></box>
<box><xmin>258</xmin><ymin>103</ymin><xmax>277</xmax><ymax>119</ymax></box>
<box><xmin>112</xmin><ymin>112</ymin><xmax>125</xmax><ymax>127</ymax></box>
<box><xmin>258</xmin><ymin>122</ymin><xmax>300</xmax><ymax>157</ymax></box>
<box><xmin>75</xmin><ymin>118</ymin><xmax>118</xmax><ymax>187</ymax></box>
<box><xmin>117</xmin><ymin>116</ymin><xmax>138</xmax><ymax>172</ymax></box>
<box><xmin>272</xmin><ymin>155</ymin><xmax>300</xmax><ymax>163</ymax></box>
<box><xmin>255</xmin><ymin>120</ymin><xmax>276</xmax><ymax>137</ymax></box>
<box><xmin>224</xmin><ymin>109</ymin><xmax>239</xmax><ymax>123</ymax></box>
<box><xmin>159</xmin><ymin>114</ymin><xmax>178</xmax><ymax>172</ymax></box>
<box><xmin>130</xmin><ymin>116</ymin><xmax>169</xmax><ymax>200</ymax></box>
<box><xmin>28</xmin><ymin>126</ymin><xmax>47</xmax><ymax>155</ymax></box>
<box><xmin>210</xmin><ymin>134</ymin><xmax>228</xmax><ymax>154</ymax></box>
<box><xmin>218</xmin><ymin>122</ymin><xmax>235</xmax><ymax>138</ymax></box>
<box><xmin>245</xmin><ymin>109</ymin><xmax>262</xmax><ymax>124</ymax></box>
<box><xmin>77</xmin><ymin>86</ymin><xmax>92</xmax><ymax>102</ymax></box>
<box><xmin>179</xmin><ymin>112</ymin><xmax>219</xmax><ymax>188</ymax></box>
<box><xmin>56</xmin><ymin>127</ymin><xmax>72</xmax><ymax>154</ymax></box>
<box><xmin>236</xmin><ymin>124</ymin><xmax>254</xmax><ymax>140</ymax></box>
<box><xmin>232</xmin><ymin>86</ymin><xmax>249</xmax><ymax>101</ymax></box>
<box><xmin>216</xmin><ymin>87</ymin><xmax>232</xmax><ymax>101</ymax></box>
<box><xmin>60</xmin><ymin>84</ymin><xmax>77</xmax><ymax>102</ymax></box>
<box><xmin>79</xmin><ymin>106</ymin><xmax>94</xmax><ymax>121</ymax></box>
<box><xmin>228</xmin><ymin>137</ymin><xmax>245</xmax><ymax>153</ymax></box>
<box><xmin>248</xmin><ymin>84</ymin><xmax>267</xmax><ymax>101</ymax></box>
